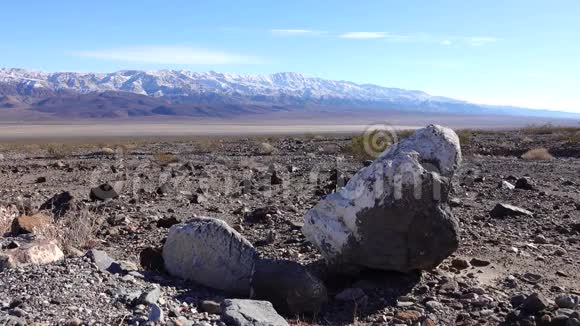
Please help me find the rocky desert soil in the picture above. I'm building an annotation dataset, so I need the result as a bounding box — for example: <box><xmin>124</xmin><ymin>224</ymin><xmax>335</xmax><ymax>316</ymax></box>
<box><xmin>0</xmin><ymin>125</ymin><xmax>579</xmax><ymax>326</ymax></box>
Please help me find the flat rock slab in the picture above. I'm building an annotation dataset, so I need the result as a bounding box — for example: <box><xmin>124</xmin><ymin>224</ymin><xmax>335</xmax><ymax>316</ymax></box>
<box><xmin>163</xmin><ymin>217</ymin><xmax>257</xmax><ymax>295</ymax></box>
<box><xmin>490</xmin><ymin>203</ymin><xmax>533</xmax><ymax>218</ymax></box>
<box><xmin>221</xmin><ymin>299</ymin><xmax>289</xmax><ymax>326</ymax></box>
<box><xmin>0</xmin><ymin>238</ymin><xmax>64</xmax><ymax>271</ymax></box>
<box><xmin>86</xmin><ymin>249</ymin><xmax>123</xmax><ymax>274</ymax></box>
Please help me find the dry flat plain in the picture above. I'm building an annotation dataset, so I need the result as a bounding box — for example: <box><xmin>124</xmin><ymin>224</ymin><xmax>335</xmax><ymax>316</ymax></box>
<box><xmin>0</xmin><ymin>124</ymin><xmax>579</xmax><ymax>326</ymax></box>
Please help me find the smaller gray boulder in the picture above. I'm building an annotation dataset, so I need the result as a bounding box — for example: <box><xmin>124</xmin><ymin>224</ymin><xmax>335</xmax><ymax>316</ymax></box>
<box><xmin>221</xmin><ymin>299</ymin><xmax>288</xmax><ymax>326</ymax></box>
<box><xmin>163</xmin><ymin>217</ymin><xmax>257</xmax><ymax>295</ymax></box>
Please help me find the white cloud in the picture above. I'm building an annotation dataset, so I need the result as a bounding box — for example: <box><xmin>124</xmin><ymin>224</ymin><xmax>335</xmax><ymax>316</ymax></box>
<box><xmin>270</xmin><ymin>29</ymin><xmax>326</xmax><ymax>36</ymax></box>
<box><xmin>441</xmin><ymin>40</ymin><xmax>452</xmax><ymax>46</ymax></box>
<box><xmin>465</xmin><ymin>37</ymin><xmax>498</xmax><ymax>47</ymax></box>
<box><xmin>339</xmin><ymin>32</ymin><xmax>388</xmax><ymax>39</ymax></box>
<box><xmin>73</xmin><ymin>46</ymin><xmax>261</xmax><ymax>65</ymax></box>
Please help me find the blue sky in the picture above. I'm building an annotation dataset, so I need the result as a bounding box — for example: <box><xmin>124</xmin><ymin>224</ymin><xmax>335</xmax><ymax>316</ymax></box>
<box><xmin>1</xmin><ymin>0</ymin><xmax>579</xmax><ymax>112</ymax></box>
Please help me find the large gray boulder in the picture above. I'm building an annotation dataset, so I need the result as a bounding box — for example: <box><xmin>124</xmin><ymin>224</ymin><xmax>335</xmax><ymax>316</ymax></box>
<box><xmin>221</xmin><ymin>299</ymin><xmax>288</xmax><ymax>326</ymax></box>
<box><xmin>303</xmin><ymin>125</ymin><xmax>462</xmax><ymax>272</ymax></box>
<box><xmin>163</xmin><ymin>217</ymin><xmax>257</xmax><ymax>295</ymax></box>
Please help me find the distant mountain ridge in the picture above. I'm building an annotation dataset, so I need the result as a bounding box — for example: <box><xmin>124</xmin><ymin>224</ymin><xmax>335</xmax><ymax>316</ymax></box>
<box><xmin>0</xmin><ymin>68</ymin><xmax>578</xmax><ymax>120</ymax></box>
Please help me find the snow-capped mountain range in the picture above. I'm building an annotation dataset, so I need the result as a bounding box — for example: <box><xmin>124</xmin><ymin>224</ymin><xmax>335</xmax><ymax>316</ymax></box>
<box><xmin>0</xmin><ymin>68</ymin><xmax>453</xmax><ymax>102</ymax></box>
<box><xmin>0</xmin><ymin>68</ymin><xmax>577</xmax><ymax>120</ymax></box>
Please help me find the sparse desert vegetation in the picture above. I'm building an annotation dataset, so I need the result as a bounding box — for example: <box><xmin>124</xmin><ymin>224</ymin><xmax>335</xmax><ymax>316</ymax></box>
<box><xmin>521</xmin><ymin>147</ymin><xmax>554</xmax><ymax>161</ymax></box>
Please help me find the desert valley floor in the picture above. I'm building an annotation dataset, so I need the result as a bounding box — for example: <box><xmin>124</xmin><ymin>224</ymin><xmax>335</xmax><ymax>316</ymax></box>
<box><xmin>0</xmin><ymin>126</ymin><xmax>579</xmax><ymax>325</ymax></box>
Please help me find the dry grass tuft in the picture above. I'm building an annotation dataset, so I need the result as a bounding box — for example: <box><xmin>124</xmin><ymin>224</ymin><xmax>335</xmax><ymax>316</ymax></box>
<box><xmin>565</xmin><ymin>131</ymin><xmax>580</xmax><ymax>145</ymax></box>
<box><xmin>521</xmin><ymin>148</ymin><xmax>554</xmax><ymax>161</ymax></box>
<box><xmin>521</xmin><ymin>123</ymin><xmax>580</xmax><ymax>135</ymax></box>
<box><xmin>44</xmin><ymin>144</ymin><xmax>73</xmax><ymax>159</ymax></box>
<box><xmin>455</xmin><ymin>129</ymin><xmax>472</xmax><ymax>147</ymax></box>
<box><xmin>55</xmin><ymin>205</ymin><xmax>101</xmax><ymax>250</ymax></box>
<box><xmin>153</xmin><ymin>152</ymin><xmax>179</xmax><ymax>165</ymax></box>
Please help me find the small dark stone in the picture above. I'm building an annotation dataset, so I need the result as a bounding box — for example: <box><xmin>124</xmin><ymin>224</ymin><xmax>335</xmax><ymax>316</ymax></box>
<box><xmin>515</xmin><ymin>177</ymin><xmax>536</xmax><ymax>190</ymax></box>
<box><xmin>510</xmin><ymin>294</ymin><xmax>527</xmax><ymax>308</ymax></box>
<box><xmin>156</xmin><ymin>182</ymin><xmax>174</xmax><ymax>195</ymax></box>
<box><xmin>521</xmin><ymin>293</ymin><xmax>547</xmax><ymax>314</ymax></box>
<box><xmin>271</xmin><ymin>170</ymin><xmax>283</xmax><ymax>185</ymax></box>
<box><xmin>156</xmin><ymin>216</ymin><xmax>181</xmax><ymax>228</ymax></box>
<box><xmin>469</xmin><ymin>258</ymin><xmax>491</xmax><ymax>267</ymax></box>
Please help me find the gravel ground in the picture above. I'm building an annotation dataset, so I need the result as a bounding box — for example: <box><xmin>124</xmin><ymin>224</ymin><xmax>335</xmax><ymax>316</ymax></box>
<box><xmin>0</xmin><ymin>128</ymin><xmax>579</xmax><ymax>325</ymax></box>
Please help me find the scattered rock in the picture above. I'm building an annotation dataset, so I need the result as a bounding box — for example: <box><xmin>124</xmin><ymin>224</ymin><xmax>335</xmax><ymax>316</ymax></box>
<box><xmin>469</xmin><ymin>258</ymin><xmax>491</xmax><ymax>267</ymax></box>
<box><xmin>257</xmin><ymin>143</ymin><xmax>276</xmax><ymax>155</ymax></box>
<box><xmin>555</xmin><ymin>294</ymin><xmax>578</xmax><ymax>309</ymax></box>
<box><xmin>148</xmin><ymin>303</ymin><xmax>164</xmax><ymax>322</ymax></box>
<box><xmin>85</xmin><ymin>249</ymin><xmax>122</xmax><ymax>274</ymax></box>
<box><xmin>200</xmin><ymin>300</ymin><xmax>222</xmax><ymax>314</ymax></box>
<box><xmin>515</xmin><ymin>177</ymin><xmax>536</xmax><ymax>190</ymax></box>
<box><xmin>156</xmin><ymin>216</ymin><xmax>181</xmax><ymax>228</ymax></box>
<box><xmin>521</xmin><ymin>293</ymin><xmax>547</xmax><ymax>314</ymax></box>
<box><xmin>90</xmin><ymin>182</ymin><xmax>123</xmax><ymax>201</ymax></box>
<box><xmin>303</xmin><ymin>125</ymin><xmax>462</xmax><ymax>272</ymax></box>
<box><xmin>270</xmin><ymin>170</ymin><xmax>283</xmax><ymax>185</ymax></box>
<box><xmin>0</xmin><ymin>238</ymin><xmax>64</xmax><ymax>271</ymax></box>
<box><xmin>11</xmin><ymin>213</ymin><xmax>52</xmax><ymax>236</ymax></box>
<box><xmin>490</xmin><ymin>203</ymin><xmax>533</xmax><ymax>218</ymax></box>
<box><xmin>139</xmin><ymin>287</ymin><xmax>161</xmax><ymax>305</ymax></box>
<box><xmin>451</xmin><ymin>258</ymin><xmax>470</xmax><ymax>270</ymax></box>
<box><xmin>39</xmin><ymin>191</ymin><xmax>74</xmax><ymax>218</ymax></box>
<box><xmin>251</xmin><ymin>259</ymin><xmax>327</xmax><ymax>314</ymax></box>
<box><xmin>246</xmin><ymin>206</ymin><xmax>278</xmax><ymax>223</ymax></box>
<box><xmin>221</xmin><ymin>299</ymin><xmax>289</xmax><ymax>326</ymax></box>
<box><xmin>156</xmin><ymin>182</ymin><xmax>174</xmax><ymax>195</ymax></box>
<box><xmin>498</xmin><ymin>180</ymin><xmax>515</xmax><ymax>190</ymax></box>
<box><xmin>163</xmin><ymin>217</ymin><xmax>257</xmax><ymax>295</ymax></box>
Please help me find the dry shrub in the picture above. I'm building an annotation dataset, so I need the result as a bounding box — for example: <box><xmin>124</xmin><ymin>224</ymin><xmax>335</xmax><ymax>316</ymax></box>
<box><xmin>455</xmin><ymin>129</ymin><xmax>472</xmax><ymax>147</ymax></box>
<box><xmin>257</xmin><ymin>142</ymin><xmax>276</xmax><ymax>155</ymax></box>
<box><xmin>195</xmin><ymin>139</ymin><xmax>221</xmax><ymax>153</ymax></box>
<box><xmin>397</xmin><ymin>129</ymin><xmax>415</xmax><ymax>140</ymax></box>
<box><xmin>153</xmin><ymin>152</ymin><xmax>179</xmax><ymax>165</ymax></box>
<box><xmin>100</xmin><ymin>147</ymin><xmax>115</xmax><ymax>155</ymax></box>
<box><xmin>521</xmin><ymin>123</ymin><xmax>580</xmax><ymax>135</ymax></box>
<box><xmin>346</xmin><ymin>131</ymin><xmax>391</xmax><ymax>161</ymax></box>
<box><xmin>0</xmin><ymin>203</ymin><xmax>19</xmax><ymax>235</ymax></box>
<box><xmin>44</xmin><ymin>144</ymin><xmax>73</xmax><ymax>159</ymax></box>
<box><xmin>566</xmin><ymin>131</ymin><xmax>580</xmax><ymax>145</ymax></box>
<box><xmin>521</xmin><ymin>148</ymin><xmax>554</xmax><ymax>161</ymax></box>
<box><xmin>56</xmin><ymin>206</ymin><xmax>100</xmax><ymax>250</ymax></box>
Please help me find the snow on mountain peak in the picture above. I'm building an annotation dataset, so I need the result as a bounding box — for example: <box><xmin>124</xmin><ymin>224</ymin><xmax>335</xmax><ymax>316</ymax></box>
<box><xmin>0</xmin><ymin>68</ymin><xmax>441</xmax><ymax>103</ymax></box>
